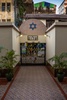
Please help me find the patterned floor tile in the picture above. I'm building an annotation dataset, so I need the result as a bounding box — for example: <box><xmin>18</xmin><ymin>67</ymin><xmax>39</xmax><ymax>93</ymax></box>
<box><xmin>4</xmin><ymin>66</ymin><xmax>66</xmax><ymax>100</ymax></box>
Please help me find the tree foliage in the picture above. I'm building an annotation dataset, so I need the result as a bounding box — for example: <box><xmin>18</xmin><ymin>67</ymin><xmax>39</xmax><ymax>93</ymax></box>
<box><xmin>16</xmin><ymin>0</ymin><xmax>26</xmax><ymax>17</ymax></box>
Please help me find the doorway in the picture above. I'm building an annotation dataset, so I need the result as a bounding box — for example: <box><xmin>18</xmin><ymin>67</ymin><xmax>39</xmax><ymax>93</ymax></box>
<box><xmin>20</xmin><ymin>43</ymin><xmax>46</xmax><ymax>65</ymax></box>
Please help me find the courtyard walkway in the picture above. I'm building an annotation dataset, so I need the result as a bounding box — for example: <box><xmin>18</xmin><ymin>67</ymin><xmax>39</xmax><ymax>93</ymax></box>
<box><xmin>1</xmin><ymin>66</ymin><xmax>67</xmax><ymax>100</ymax></box>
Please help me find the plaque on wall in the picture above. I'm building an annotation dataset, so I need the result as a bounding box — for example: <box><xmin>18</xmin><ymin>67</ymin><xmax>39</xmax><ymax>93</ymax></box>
<box><xmin>27</xmin><ymin>35</ymin><xmax>38</xmax><ymax>41</ymax></box>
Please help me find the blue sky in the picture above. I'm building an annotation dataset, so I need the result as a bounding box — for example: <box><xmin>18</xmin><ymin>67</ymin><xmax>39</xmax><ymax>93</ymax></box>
<box><xmin>33</xmin><ymin>0</ymin><xmax>63</xmax><ymax>13</ymax></box>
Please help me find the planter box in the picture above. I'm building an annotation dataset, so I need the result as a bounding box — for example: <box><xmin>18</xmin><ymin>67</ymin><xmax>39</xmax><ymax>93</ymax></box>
<box><xmin>0</xmin><ymin>78</ymin><xmax>8</xmax><ymax>85</ymax></box>
<box><xmin>54</xmin><ymin>68</ymin><xmax>67</xmax><ymax>77</ymax></box>
<box><xmin>47</xmin><ymin>64</ymin><xmax>67</xmax><ymax>77</ymax></box>
<box><xmin>0</xmin><ymin>69</ymin><xmax>8</xmax><ymax>77</ymax></box>
<box><xmin>0</xmin><ymin>68</ymin><xmax>13</xmax><ymax>78</ymax></box>
<box><xmin>0</xmin><ymin>64</ymin><xmax>19</xmax><ymax>78</ymax></box>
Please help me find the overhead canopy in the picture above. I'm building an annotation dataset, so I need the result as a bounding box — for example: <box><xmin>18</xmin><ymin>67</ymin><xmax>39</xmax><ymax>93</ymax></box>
<box><xmin>19</xmin><ymin>19</ymin><xmax>46</xmax><ymax>35</ymax></box>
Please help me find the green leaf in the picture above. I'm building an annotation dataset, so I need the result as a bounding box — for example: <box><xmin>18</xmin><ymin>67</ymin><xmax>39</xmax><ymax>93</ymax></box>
<box><xmin>48</xmin><ymin>52</ymin><xmax>67</xmax><ymax>72</ymax></box>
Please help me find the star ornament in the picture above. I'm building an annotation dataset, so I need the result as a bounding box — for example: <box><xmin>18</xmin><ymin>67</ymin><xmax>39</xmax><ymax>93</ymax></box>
<box><xmin>29</xmin><ymin>22</ymin><xmax>37</xmax><ymax>30</ymax></box>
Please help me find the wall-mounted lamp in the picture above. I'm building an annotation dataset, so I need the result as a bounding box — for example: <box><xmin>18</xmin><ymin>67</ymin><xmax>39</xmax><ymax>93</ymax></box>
<box><xmin>20</xmin><ymin>34</ymin><xmax>23</xmax><ymax>37</ymax></box>
<box><xmin>17</xmin><ymin>32</ymin><xmax>23</xmax><ymax>37</ymax></box>
<box><xmin>19</xmin><ymin>32</ymin><xmax>23</xmax><ymax>37</ymax></box>
<box><xmin>44</xmin><ymin>34</ymin><xmax>50</xmax><ymax>38</ymax></box>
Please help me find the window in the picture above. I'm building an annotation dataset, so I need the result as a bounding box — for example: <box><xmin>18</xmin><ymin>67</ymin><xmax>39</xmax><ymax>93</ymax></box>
<box><xmin>2</xmin><ymin>19</ymin><xmax>6</xmax><ymax>22</ymax></box>
<box><xmin>7</xmin><ymin>19</ymin><xmax>11</xmax><ymax>22</ymax></box>
<box><xmin>7</xmin><ymin>3</ymin><xmax>11</xmax><ymax>12</ymax></box>
<box><xmin>2</xmin><ymin>3</ymin><xmax>5</xmax><ymax>11</ymax></box>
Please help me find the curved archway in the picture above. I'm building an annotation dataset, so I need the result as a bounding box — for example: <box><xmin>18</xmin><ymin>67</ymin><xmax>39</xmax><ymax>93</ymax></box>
<box><xmin>19</xmin><ymin>19</ymin><xmax>46</xmax><ymax>35</ymax></box>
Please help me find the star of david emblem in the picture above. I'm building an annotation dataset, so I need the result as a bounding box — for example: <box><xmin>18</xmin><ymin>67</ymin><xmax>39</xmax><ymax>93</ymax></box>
<box><xmin>29</xmin><ymin>22</ymin><xmax>37</xmax><ymax>30</ymax></box>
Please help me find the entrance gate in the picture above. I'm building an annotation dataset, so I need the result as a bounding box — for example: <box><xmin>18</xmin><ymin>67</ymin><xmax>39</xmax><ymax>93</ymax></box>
<box><xmin>19</xmin><ymin>19</ymin><xmax>46</xmax><ymax>65</ymax></box>
<box><xmin>20</xmin><ymin>43</ymin><xmax>46</xmax><ymax>65</ymax></box>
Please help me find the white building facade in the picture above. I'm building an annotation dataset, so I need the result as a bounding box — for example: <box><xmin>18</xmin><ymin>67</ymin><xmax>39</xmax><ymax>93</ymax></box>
<box><xmin>58</xmin><ymin>0</ymin><xmax>67</xmax><ymax>14</ymax></box>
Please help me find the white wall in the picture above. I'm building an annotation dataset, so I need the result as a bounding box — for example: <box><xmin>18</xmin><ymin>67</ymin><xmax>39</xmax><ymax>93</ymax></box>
<box><xmin>0</xmin><ymin>27</ymin><xmax>12</xmax><ymax>56</ymax></box>
<box><xmin>0</xmin><ymin>23</ymin><xmax>20</xmax><ymax>63</ymax></box>
<box><xmin>46</xmin><ymin>28</ymin><xmax>56</xmax><ymax>62</ymax></box>
<box><xmin>12</xmin><ymin>28</ymin><xmax>20</xmax><ymax>62</ymax></box>
<box><xmin>20</xmin><ymin>35</ymin><xmax>46</xmax><ymax>43</ymax></box>
<box><xmin>56</xmin><ymin>26</ymin><xmax>67</xmax><ymax>55</ymax></box>
<box><xmin>0</xmin><ymin>27</ymin><xmax>12</xmax><ymax>50</ymax></box>
<box><xmin>38</xmin><ymin>35</ymin><xmax>46</xmax><ymax>43</ymax></box>
<box><xmin>46</xmin><ymin>22</ymin><xmax>67</xmax><ymax>66</ymax></box>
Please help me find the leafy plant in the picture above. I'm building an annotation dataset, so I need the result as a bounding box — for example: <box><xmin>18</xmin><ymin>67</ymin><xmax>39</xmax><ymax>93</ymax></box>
<box><xmin>48</xmin><ymin>52</ymin><xmax>67</xmax><ymax>73</ymax></box>
<box><xmin>0</xmin><ymin>49</ymin><xmax>18</xmax><ymax>80</ymax></box>
<box><xmin>48</xmin><ymin>52</ymin><xmax>67</xmax><ymax>82</ymax></box>
<box><xmin>0</xmin><ymin>50</ymin><xmax>18</xmax><ymax>70</ymax></box>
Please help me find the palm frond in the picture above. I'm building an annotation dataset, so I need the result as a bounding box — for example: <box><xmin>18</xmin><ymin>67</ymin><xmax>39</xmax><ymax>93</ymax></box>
<box><xmin>48</xmin><ymin>52</ymin><xmax>67</xmax><ymax>72</ymax></box>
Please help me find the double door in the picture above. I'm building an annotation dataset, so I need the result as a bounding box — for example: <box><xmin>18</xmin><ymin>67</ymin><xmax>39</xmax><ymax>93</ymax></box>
<box><xmin>20</xmin><ymin>43</ymin><xmax>46</xmax><ymax>65</ymax></box>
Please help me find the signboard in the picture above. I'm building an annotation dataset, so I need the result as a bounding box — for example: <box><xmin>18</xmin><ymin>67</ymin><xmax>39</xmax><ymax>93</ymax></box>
<box><xmin>27</xmin><ymin>35</ymin><xmax>38</xmax><ymax>41</ymax></box>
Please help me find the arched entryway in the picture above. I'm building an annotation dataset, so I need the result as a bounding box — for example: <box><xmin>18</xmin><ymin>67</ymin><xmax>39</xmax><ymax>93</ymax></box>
<box><xmin>19</xmin><ymin>19</ymin><xmax>46</xmax><ymax>65</ymax></box>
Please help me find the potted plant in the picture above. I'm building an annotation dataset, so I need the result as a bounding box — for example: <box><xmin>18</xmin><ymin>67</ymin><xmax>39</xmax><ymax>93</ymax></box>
<box><xmin>0</xmin><ymin>46</ymin><xmax>6</xmax><ymax>77</ymax></box>
<box><xmin>0</xmin><ymin>50</ymin><xmax>18</xmax><ymax>81</ymax></box>
<box><xmin>48</xmin><ymin>52</ymin><xmax>67</xmax><ymax>82</ymax></box>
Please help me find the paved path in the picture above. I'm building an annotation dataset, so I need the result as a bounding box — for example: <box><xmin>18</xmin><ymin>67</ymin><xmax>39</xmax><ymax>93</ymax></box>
<box><xmin>4</xmin><ymin>66</ymin><xmax>65</xmax><ymax>100</ymax></box>
<box><xmin>0</xmin><ymin>83</ymin><xmax>9</xmax><ymax>99</ymax></box>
